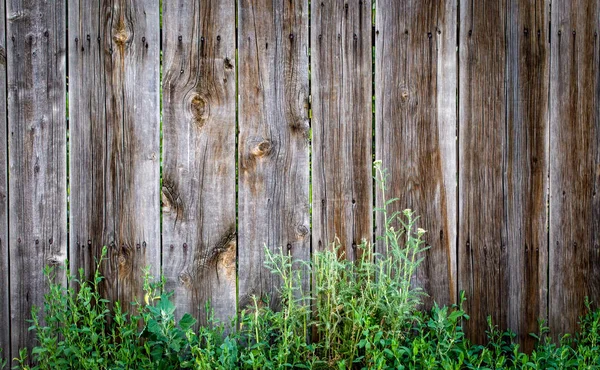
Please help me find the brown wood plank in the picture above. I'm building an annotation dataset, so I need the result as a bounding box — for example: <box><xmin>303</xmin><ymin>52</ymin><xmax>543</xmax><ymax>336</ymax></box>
<box><xmin>311</xmin><ymin>0</ymin><xmax>372</xmax><ymax>259</ymax></box>
<box><xmin>68</xmin><ymin>0</ymin><xmax>160</xmax><ymax>309</ymax></box>
<box><xmin>458</xmin><ymin>0</ymin><xmax>507</xmax><ymax>344</ymax></box>
<box><xmin>375</xmin><ymin>0</ymin><xmax>457</xmax><ymax>307</ymax></box>
<box><xmin>505</xmin><ymin>0</ymin><xmax>549</xmax><ymax>351</ymax></box>
<box><xmin>0</xmin><ymin>0</ymin><xmax>8</xmax><ymax>361</ymax></box>
<box><xmin>459</xmin><ymin>0</ymin><xmax>549</xmax><ymax>347</ymax></box>
<box><xmin>7</xmin><ymin>0</ymin><xmax>67</xmax><ymax>358</ymax></box>
<box><xmin>162</xmin><ymin>0</ymin><xmax>237</xmax><ymax>325</ymax></box>
<box><xmin>549</xmin><ymin>0</ymin><xmax>600</xmax><ymax>338</ymax></box>
<box><xmin>237</xmin><ymin>0</ymin><xmax>310</xmax><ymax>310</ymax></box>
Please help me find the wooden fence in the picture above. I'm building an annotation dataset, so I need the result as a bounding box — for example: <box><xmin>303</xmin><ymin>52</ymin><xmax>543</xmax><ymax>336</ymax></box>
<box><xmin>0</xmin><ymin>0</ymin><xmax>599</xmax><ymax>361</ymax></box>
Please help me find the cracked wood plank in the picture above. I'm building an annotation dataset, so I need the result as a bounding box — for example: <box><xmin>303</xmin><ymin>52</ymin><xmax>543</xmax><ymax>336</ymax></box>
<box><xmin>68</xmin><ymin>0</ymin><xmax>160</xmax><ymax>309</ymax></box>
<box><xmin>549</xmin><ymin>0</ymin><xmax>600</xmax><ymax>339</ymax></box>
<box><xmin>375</xmin><ymin>0</ymin><xmax>457</xmax><ymax>308</ymax></box>
<box><xmin>7</xmin><ymin>0</ymin><xmax>67</xmax><ymax>360</ymax></box>
<box><xmin>458</xmin><ymin>0</ymin><xmax>549</xmax><ymax>348</ymax></box>
<box><xmin>238</xmin><ymin>0</ymin><xmax>310</xmax><ymax>310</ymax></box>
<box><xmin>162</xmin><ymin>0</ymin><xmax>237</xmax><ymax>325</ymax></box>
<box><xmin>311</xmin><ymin>0</ymin><xmax>372</xmax><ymax>260</ymax></box>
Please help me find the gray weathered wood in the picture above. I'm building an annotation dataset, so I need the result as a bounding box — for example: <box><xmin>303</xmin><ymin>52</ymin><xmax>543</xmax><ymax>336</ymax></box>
<box><xmin>238</xmin><ymin>0</ymin><xmax>310</xmax><ymax>310</ymax></box>
<box><xmin>7</xmin><ymin>0</ymin><xmax>67</xmax><ymax>358</ymax></box>
<box><xmin>68</xmin><ymin>0</ymin><xmax>160</xmax><ymax>308</ymax></box>
<box><xmin>458</xmin><ymin>0</ymin><xmax>549</xmax><ymax>347</ymax></box>
<box><xmin>162</xmin><ymin>0</ymin><xmax>237</xmax><ymax>325</ymax></box>
<box><xmin>549</xmin><ymin>0</ymin><xmax>600</xmax><ymax>338</ymax></box>
<box><xmin>0</xmin><ymin>0</ymin><xmax>8</xmax><ymax>361</ymax></box>
<box><xmin>505</xmin><ymin>0</ymin><xmax>549</xmax><ymax>351</ymax></box>
<box><xmin>375</xmin><ymin>0</ymin><xmax>457</xmax><ymax>307</ymax></box>
<box><xmin>311</xmin><ymin>0</ymin><xmax>372</xmax><ymax>260</ymax></box>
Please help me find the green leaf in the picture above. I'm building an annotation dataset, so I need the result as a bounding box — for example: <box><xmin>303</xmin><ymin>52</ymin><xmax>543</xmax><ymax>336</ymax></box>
<box><xmin>179</xmin><ymin>313</ymin><xmax>197</xmax><ymax>331</ymax></box>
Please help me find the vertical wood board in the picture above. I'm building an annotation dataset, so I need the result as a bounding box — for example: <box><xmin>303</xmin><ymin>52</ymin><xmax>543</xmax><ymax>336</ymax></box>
<box><xmin>68</xmin><ymin>0</ymin><xmax>160</xmax><ymax>308</ymax></box>
<box><xmin>7</xmin><ymin>0</ymin><xmax>67</xmax><ymax>358</ymax></box>
<box><xmin>311</xmin><ymin>0</ymin><xmax>372</xmax><ymax>259</ymax></box>
<box><xmin>549</xmin><ymin>0</ymin><xmax>600</xmax><ymax>338</ymax></box>
<box><xmin>237</xmin><ymin>0</ymin><xmax>310</xmax><ymax>309</ymax></box>
<box><xmin>375</xmin><ymin>0</ymin><xmax>457</xmax><ymax>307</ymax></box>
<box><xmin>162</xmin><ymin>0</ymin><xmax>237</xmax><ymax>325</ymax></box>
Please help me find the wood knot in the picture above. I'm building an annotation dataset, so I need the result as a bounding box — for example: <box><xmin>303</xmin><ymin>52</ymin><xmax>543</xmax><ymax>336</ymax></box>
<box><xmin>224</xmin><ymin>57</ymin><xmax>233</xmax><ymax>70</ymax></box>
<box><xmin>251</xmin><ymin>140</ymin><xmax>273</xmax><ymax>157</ymax></box>
<box><xmin>296</xmin><ymin>225</ymin><xmax>309</xmax><ymax>238</ymax></box>
<box><xmin>113</xmin><ymin>27</ymin><xmax>129</xmax><ymax>46</ymax></box>
<box><xmin>179</xmin><ymin>272</ymin><xmax>193</xmax><ymax>287</ymax></box>
<box><xmin>190</xmin><ymin>94</ymin><xmax>209</xmax><ymax>128</ymax></box>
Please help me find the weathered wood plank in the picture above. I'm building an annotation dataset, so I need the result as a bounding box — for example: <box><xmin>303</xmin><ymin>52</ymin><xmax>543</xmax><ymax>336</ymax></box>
<box><xmin>238</xmin><ymin>0</ymin><xmax>310</xmax><ymax>310</ymax></box>
<box><xmin>458</xmin><ymin>0</ymin><xmax>549</xmax><ymax>346</ymax></box>
<box><xmin>458</xmin><ymin>0</ymin><xmax>507</xmax><ymax>345</ymax></box>
<box><xmin>549</xmin><ymin>0</ymin><xmax>600</xmax><ymax>338</ymax></box>
<box><xmin>505</xmin><ymin>0</ymin><xmax>549</xmax><ymax>351</ymax></box>
<box><xmin>0</xmin><ymin>0</ymin><xmax>8</xmax><ymax>361</ymax></box>
<box><xmin>68</xmin><ymin>0</ymin><xmax>160</xmax><ymax>308</ymax></box>
<box><xmin>311</xmin><ymin>0</ymin><xmax>372</xmax><ymax>259</ymax></box>
<box><xmin>375</xmin><ymin>0</ymin><xmax>457</xmax><ymax>307</ymax></box>
<box><xmin>162</xmin><ymin>0</ymin><xmax>237</xmax><ymax>325</ymax></box>
<box><xmin>7</xmin><ymin>0</ymin><xmax>67</xmax><ymax>358</ymax></box>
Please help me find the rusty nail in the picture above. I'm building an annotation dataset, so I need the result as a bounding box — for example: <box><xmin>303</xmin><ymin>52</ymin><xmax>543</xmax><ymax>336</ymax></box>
<box><xmin>201</xmin><ymin>36</ymin><xmax>205</xmax><ymax>42</ymax></box>
<box><xmin>287</xmin><ymin>243</ymin><xmax>292</xmax><ymax>251</ymax></box>
<box><xmin>178</xmin><ymin>35</ymin><xmax>182</xmax><ymax>42</ymax></box>
<box><xmin>180</xmin><ymin>69</ymin><xmax>184</xmax><ymax>74</ymax></box>
<box><xmin>289</xmin><ymin>33</ymin><xmax>294</xmax><ymax>40</ymax></box>
<box><xmin>427</xmin><ymin>32</ymin><xmax>432</xmax><ymax>39</ymax></box>
<box><xmin>88</xmin><ymin>239</ymin><xmax>92</xmax><ymax>245</ymax></box>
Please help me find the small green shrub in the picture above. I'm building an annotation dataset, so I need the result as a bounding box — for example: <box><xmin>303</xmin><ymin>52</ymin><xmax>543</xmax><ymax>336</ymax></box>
<box><xmin>3</xmin><ymin>163</ymin><xmax>600</xmax><ymax>369</ymax></box>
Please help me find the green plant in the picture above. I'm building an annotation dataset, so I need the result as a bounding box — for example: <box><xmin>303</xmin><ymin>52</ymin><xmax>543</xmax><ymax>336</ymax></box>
<box><xmin>5</xmin><ymin>164</ymin><xmax>600</xmax><ymax>369</ymax></box>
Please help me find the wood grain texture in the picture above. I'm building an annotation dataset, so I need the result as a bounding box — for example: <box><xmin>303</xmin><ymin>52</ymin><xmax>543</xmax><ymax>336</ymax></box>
<box><xmin>459</xmin><ymin>0</ymin><xmax>549</xmax><ymax>347</ymax></box>
<box><xmin>162</xmin><ymin>0</ymin><xmax>236</xmax><ymax>325</ymax></box>
<box><xmin>458</xmin><ymin>0</ymin><xmax>507</xmax><ymax>344</ymax></box>
<box><xmin>238</xmin><ymin>0</ymin><xmax>310</xmax><ymax>310</ymax></box>
<box><xmin>0</xmin><ymin>0</ymin><xmax>8</xmax><ymax>360</ymax></box>
<box><xmin>375</xmin><ymin>0</ymin><xmax>457</xmax><ymax>307</ymax></box>
<box><xmin>311</xmin><ymin>0</ymin><xmax>372</xmax><ymax>259</ymax></box>
<box><xmin>505</xmin><ymin>0</ymin><xmax>549</xmax><ymax>351</ymax></box>
<box><xmin>68</xmin><ymin>0</ymin><xmax>160</xmax><ymax>308</ymax></box>
<box><xmin>7</xmin><ymin>0</ymin><xmax>67</xmax><ymax>358</ymax></box>
<box><xmin>549</xmin><ymin>0</ymin><xmax>600</xmax><ymax>338</ymax></box>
